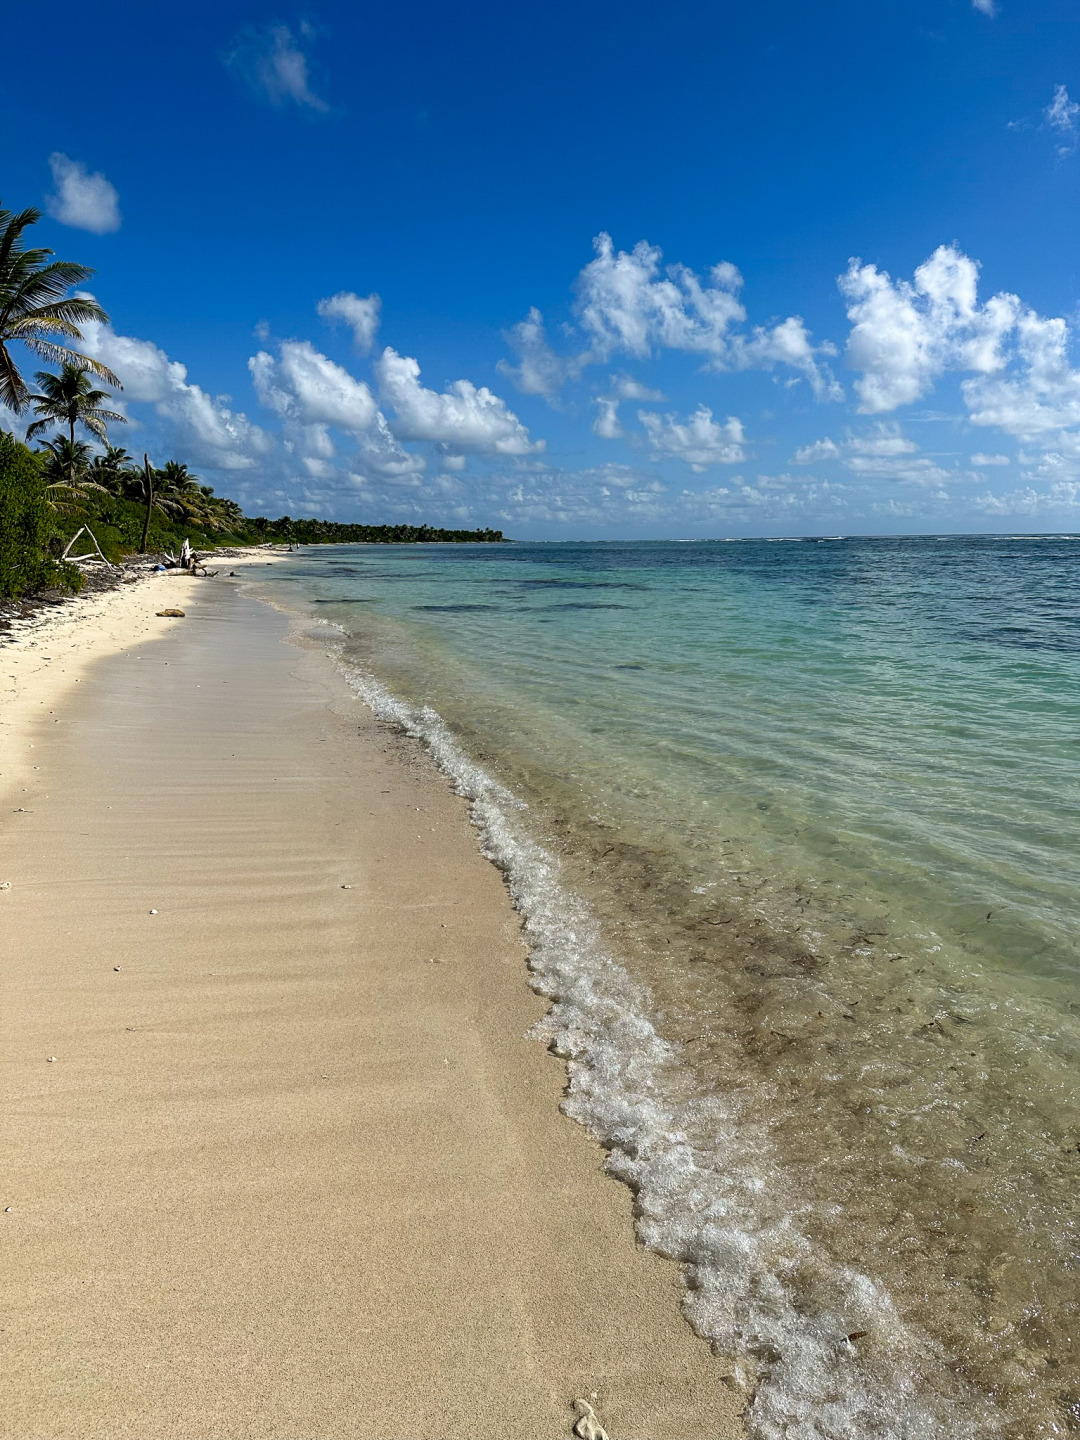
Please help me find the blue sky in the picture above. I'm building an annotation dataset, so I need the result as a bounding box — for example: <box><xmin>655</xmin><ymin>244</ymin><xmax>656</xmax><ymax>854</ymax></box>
<box><xmin>5</xmin><ymin>0</ymin><xmax>1080</xmax><ymax>537</ymax></box>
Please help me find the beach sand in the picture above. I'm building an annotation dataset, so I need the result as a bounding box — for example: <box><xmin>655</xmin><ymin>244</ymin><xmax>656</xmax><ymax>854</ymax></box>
<box><xmin>0</xmin><ymin>572</ymin><xmax>743</xmax><ymax>1439</ymax></box>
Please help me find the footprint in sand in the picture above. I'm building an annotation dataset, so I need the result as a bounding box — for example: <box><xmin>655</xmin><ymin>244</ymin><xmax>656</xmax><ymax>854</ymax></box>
<box><xmin>572</xmin><ymin>1399</ymin><xmax>609</xmax><ymax>1440</ymax></box>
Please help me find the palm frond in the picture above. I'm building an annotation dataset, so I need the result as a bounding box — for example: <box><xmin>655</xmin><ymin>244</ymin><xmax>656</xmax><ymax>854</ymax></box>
<box><xmin>18</xmin><ymin>339</ymin><xmax>121</xmax><ymax>389</ymax></box>
<box><xmin>0</xmin><ymin>204</ymin><xmax>116</xmax><ymax>406</ymax></box>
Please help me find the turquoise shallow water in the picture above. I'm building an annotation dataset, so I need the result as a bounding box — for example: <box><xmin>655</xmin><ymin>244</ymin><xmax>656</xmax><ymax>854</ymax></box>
<box><xmin>253</xmin><ymin>537</ymin><xmax>1079</xmax><ymax>1438</ymax></box>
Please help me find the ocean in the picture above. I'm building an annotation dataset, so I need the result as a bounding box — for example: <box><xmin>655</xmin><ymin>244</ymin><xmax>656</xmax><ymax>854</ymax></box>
<box><xmin>250</xmin><ymin>536</ymin><xmax>1079</xmax><ymax>1439</ymax></box>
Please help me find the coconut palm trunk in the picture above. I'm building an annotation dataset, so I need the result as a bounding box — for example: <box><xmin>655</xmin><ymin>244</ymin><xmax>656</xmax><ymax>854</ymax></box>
<box><xmin>140</xmin><ymin>454</ymin><xmax>154</xmax><ymax>553</ymax></box>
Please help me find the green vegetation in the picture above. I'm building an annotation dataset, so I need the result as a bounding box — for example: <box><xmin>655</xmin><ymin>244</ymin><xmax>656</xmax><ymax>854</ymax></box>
<box><xmin>0</xmin><ymin>434</ymin><xmax>81</xmax><ymax>599</ymax></box>
<box><xmin>243</xmin><ymin>518</ymin><xmax>506</xmax><ymax>545</ymax></box>
<box><xmin>0</xmin><ymin>200</ymin><xmax>506</xmax><ymax>602</ymax></box>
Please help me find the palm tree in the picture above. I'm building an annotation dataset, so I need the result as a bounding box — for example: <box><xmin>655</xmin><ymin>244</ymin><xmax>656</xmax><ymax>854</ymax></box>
<box><xmin>37</xmin><ymin>435</ymin><xmax>107</xmax><ymax>514</ymax></box>
<box><xmin>25</xmin><ymin>362</ymin><xmax>126</xmax><ymax>445</ymax></box>
<box><xmin>154</xmin><ymin>460</ymin><xmax>208</xmax><ymax>522</ymax></box>
<box><xmin>87</xmin><ymin>444</ymin><xmax>135</xmax><ymax>494</ymax></box>
<box><xmin>0</xmin><ymin>203</ymin><xmax>121</xmax><ymax>413</ymax></box>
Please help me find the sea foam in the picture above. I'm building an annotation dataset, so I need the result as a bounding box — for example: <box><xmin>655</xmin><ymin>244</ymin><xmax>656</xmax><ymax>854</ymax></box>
<box><xmin>334</xmin><ymin>647</ymin><xmax>1005</xmax><ymax>1440</ymax></box>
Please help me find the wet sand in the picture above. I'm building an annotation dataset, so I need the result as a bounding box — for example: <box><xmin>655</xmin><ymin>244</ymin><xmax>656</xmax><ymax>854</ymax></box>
<box><xmin>0</xmin><ymin>574</ymin><xmax>742</xmax><ymax>1439</ymax></box>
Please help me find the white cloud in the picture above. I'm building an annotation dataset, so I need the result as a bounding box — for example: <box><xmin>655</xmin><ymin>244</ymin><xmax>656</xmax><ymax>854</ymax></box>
<box><xmin>611</xmin><ymin>374</ymin><xmax>663</xmax><ymax>402</ymax></box>
<box><xmin>840</xmin><ymin>243</ymin><xmax>1080</xmax><ymax>465</ymax></box>
<box><xmin>974</xmin><ymin>481</ymin><xmax>1080</xmax><ymax>515</ymax></box>
<box><xmin>729</xmin><ymin>316</ymin><xmax>843</xmax><ymax>399</ymax></box>
<box><xmin>971</xmin><ymin>452</ymin><xmax>1010</xmax><ymax>466</ymax></box>
<box><xmin>593</xmin><ymin>397</ymin><xmax>624</xmax><ymax>439</ymax></box>
<box><xmin>317</xmin><ymin>292</ymin><xmax>381</xmax><ymax>352</ymax></box>
<box><xmin>971</xmin><ymin>0</ymin><xmax>996</xmax><ymax>15</ymax></box>
<box><xmin>792</xmin><ymin>424</ymin><xmax>952</xmax><ymax>486</ymax></box>
<box><xmin>77</xmin><ymin>315</ymin><xmax>267</xmax><ymax>470</ymax></box>
<box><xmin>847</xmin><ymin>426</ymin><xmax>918</xmax><ymax>458</ymax></box>
<box><xmin>840</xmin><ymin>245</ymin><xmax>1021</xmax><ymax>412</ymax></box>
<box><xmin>576</xmin><ymin>235</ymin><xmax>744</xmax><ymax>360</ymax></box>
<box><xmin>249</xmin><ymin>340</ymin><xmax>417</xmax><ymax>482</ymax></box>
<box><xmin>963</xmin><ymin>310</ymin><xmax>1080</xmax><ymax>437</ymax></box>
<box><xmin>592</xmin><ymin>374</ymin><xmax>664</xmax><ymax>438</ymax></box>
<box><xmin>250</xmin><ymin>340</ymin><xmax>378</xmax><ymax>432</ymax></box>
<box><xmin>1046</xmin><ymin>85</ymin><xmax>1079</xmax><ymax>154</ymax></box>
<box><xmin>224</xmin><ymin>23</ymin><xmax>328</xmax><ymax>112</ymax></box>
<box><xmin>638</xmin><ymin>406</ymin><xmax>746</xmax><ymax>470</ymax></box>
<box><xmin>498</xmin><ymin>308</ymin><xmax>570</xmax><ymax>398</ymax></box>
<box><xmin>502</xmin><ymin>233</ymin><xmax>839</xmax><ymax>400</ymax></box>
<box><xmin>375</xmin><ymin>347</ymin><xmax>542</xmax><ymax>455</ymax></box>
<box><xmin>46</xmin><ymin>154</ymin><xmax>120</xmax><ymax>234</ymax></box>
<box><xmin>844</xmin><ymin>452</ymin><xmax>951</xmax><ymax>487</ymax></box>
<box><xmin>573</xmin><ymin>234</ymin><xmax>839</xmax><ymax>397</ymax></box>
<box><xmin>793</xmin><ymin>438</ymin><xmax>841</xmax><ymax>463</ymax></box>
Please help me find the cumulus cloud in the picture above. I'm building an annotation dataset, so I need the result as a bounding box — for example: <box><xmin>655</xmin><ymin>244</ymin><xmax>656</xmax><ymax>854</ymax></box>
<box><xmin>498</xmin><ymin>308</ymin><xmax>570</xmax><ymax>398</ymax></box>
<box><xmin>576</xmin><ymin>234</ymin><xmax>840</xmax><ymax>397</ymax></box>
<box><xmin>77</xmin><ymin>314</ymin><xmax>267</xmax><ymax>470</ymax></box>
<box><xmin>46</xmin><ymin>154</ymin><xmax>120</xmax><ymax>234</ymax></box>
<box><xmin>224</xmin><ymin>23</ymin><xmax>328</xmax><ymax>112</ymax></box>
<box><xmin>963</xmin><ymin>310</ymin><xmax>1080</xmax><ymax>437</ymax></box>
<box><xmin>317</xmin><ymin>291</ymin><xmax>381</xmax><ymax>352</ymax></box>
<box><xmin>844</xmin><ymin>452</ymin><xmax>951</xmax><ymax>487</ymax></box>
<box><xmin>793</xmin><ymin>438</ymin><xmax>841</xmax><ymax>463</ymax></box>
<box><xmin>792</xmin><ymin>424</ymin><xmax>952</xmax><ymax>486</ymax></box>
<box><xmin>971</xmin><ymin>452</ymin><xmax>1010</xmax><ymax>466</ymax></box>
<box><xmin>974</xmin><ymin>481</ymin><xmax>1080</xmax><ymax>515</ymax></box>
<box><xmin>249</xmin><ymin>340</ymin><xmax>417</xmax><ymax>481</ymax></box>
<box><xmin>576</xmin><ymin>236</ymin><xmax>744</xmax><ymax>361</ymax></box>
<box><xmin>847</xmin><ymin>427</ymin><xmax>918</xmax><ymax>458</ymax></box>
<box><xmin>592</xmin><ymin>374</ymin><xmax>664</xmax><ymax>438</ymax></box>
<box><xmin>840</xmin><ymin>245</ymin><xmax>1020</xmax><ymax>412</ymax></box>
<box><xmin>638</xmin><ymin>406</ymin><xmax>746</xmax><ymax>470</ymax></box>
<box><xmin>593</xmin><ymin>397</ymin><xmax>624</xmax><ymax>440</ymax></box>
<box><xmin>839</xmin><ymin>242</ymin><xmax>1080</xmax><ymax>465</ymax></box>
<box><xmin>1046</xmin><ymin>84</ymin><xmax>1079</xmax><ymax>154</ymax></box>
<box><xmin>502</xmin><ymin>233</ymin><xmax>840</xmax><ymax>400</ymax></box>
<box><xmin>375</xmin><ymin>347</ymin><xmax>543</xmax><ymax>455</ymax></box>
<box><xmin>250</xmin><ymin>340</ymin><xmax>378</xmax><ymax>432</ymax></box>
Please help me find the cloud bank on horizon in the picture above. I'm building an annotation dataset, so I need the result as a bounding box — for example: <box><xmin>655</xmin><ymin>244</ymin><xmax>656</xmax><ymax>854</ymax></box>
<box><xmin>38</xmin><ymin>230</ymin><xmax>1080</xmax><ymax>535</ymax></box>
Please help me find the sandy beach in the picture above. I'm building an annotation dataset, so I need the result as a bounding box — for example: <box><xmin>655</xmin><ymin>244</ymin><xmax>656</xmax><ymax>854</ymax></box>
<box><xmin>0</xmin><ymin>569</ymin><xmax>742</xmax><ymax>1440</ymax></box>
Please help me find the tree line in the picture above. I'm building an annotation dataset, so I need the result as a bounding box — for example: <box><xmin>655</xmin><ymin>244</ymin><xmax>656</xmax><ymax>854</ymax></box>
<box><xmin>0</xmin><ymin>201</ymin><xmax>505</xmax><ymax>600</ymax></box>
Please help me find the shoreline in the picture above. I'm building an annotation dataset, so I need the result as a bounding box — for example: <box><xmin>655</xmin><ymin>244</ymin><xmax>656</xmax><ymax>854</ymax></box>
<box><xmin>0</xmin><ymin>571</ymin><xmax>742</xmax><ymax>1438</ymax></box>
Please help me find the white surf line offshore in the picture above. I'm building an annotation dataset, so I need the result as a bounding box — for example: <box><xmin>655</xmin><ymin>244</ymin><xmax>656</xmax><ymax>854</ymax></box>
<box><xmin>331</xmin><ymin>639</ymin><xmax>1005</xmax><ymax>1440</ymax></box>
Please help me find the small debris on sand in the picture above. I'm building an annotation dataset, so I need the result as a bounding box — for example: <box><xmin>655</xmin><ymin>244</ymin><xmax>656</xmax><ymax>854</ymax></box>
<box><xmin>156</xmin><ymin>609</ymin><xmax>186</xmax><ymax>618</ymax></box>
<box><xmin>572</xmin><ymin>1399</ymin><xmax>609</xmax><ymax>1440</ymax></box>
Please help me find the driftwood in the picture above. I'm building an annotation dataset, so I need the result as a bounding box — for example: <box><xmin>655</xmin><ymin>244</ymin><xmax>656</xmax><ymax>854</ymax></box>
<box><xmin>162</xmin><ymin>538</ymin><xmax>217</xmax><ymax>577</ymax></box>
<box><xmin>61</xmin><ymin>526</ymin><xmax>115</xmax><ymax>567</ymax></box>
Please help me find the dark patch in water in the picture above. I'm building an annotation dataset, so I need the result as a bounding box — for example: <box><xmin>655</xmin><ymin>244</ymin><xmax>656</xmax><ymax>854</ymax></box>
<box><xmin>313</xmin><ymin>597</ymin><xmax>375</xmax><ymax>604</ymax></box>
<box><xmin>614</xmin><ymin>663</ymin><xmax>646</xmax><ymax>669</ymax></box>
<box><xmin>536</xmin><ymin>601</ymin><xmax>633</xmax><ymax>611</ymax></box>
<box><xmin>963</xmin><ymin>625</ymin><xmax>1080</xmax><ymax>654</ymax></box>
<box><xmin>517</xmin><ymin>578</ymin><xmax>647</xmax><ymax>590</ymax></box>
<box><xmin>412</xmin><ymin>603</ymin><xmax>500</xmax><ymax>612</ymax></box>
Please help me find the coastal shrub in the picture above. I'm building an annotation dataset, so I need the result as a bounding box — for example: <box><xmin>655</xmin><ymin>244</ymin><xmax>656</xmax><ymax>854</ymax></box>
<box><xmin>0</xmin><ymin>433</ymin><xmax>82</xmax><ymax>599</ymax></box>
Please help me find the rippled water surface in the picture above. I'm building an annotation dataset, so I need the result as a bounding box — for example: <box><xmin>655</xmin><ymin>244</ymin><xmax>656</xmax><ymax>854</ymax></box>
<box><xmin>253</xmin><ymin>537</ymin><xmax>1080</xmax><ymax>1438</ymax></box>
